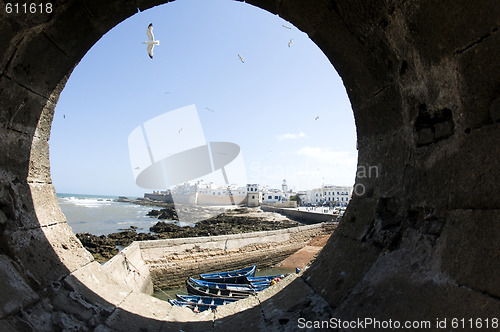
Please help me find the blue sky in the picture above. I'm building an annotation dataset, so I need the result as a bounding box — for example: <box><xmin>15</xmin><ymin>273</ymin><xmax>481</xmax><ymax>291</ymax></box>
<box><xmin>50</xmin><ymin>0</ymin><xmax>357</xmax><ymax>197</ymax></box>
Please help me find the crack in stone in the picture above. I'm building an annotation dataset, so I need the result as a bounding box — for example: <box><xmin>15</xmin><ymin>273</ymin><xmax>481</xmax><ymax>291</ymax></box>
<box><xmin>41</xmin><ymin>32</ymin><xmax>69</xmax><ymax>58</ymax></box>
<box><xmin>4</xmin><ymin>74</ymin><xmax>50</xmax><ymax>100</ymax></box>
<box><xmin>455</xmin><ymin>28</ymin><xmax>498</xmax><ymax>55</ymax></box>
<box><xmin>456</xmin><ymin>282</ymin><xmax>500</xmax><ymax>302</ymax></box>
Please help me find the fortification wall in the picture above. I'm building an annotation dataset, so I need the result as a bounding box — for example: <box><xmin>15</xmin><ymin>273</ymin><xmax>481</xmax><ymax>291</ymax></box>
<box><xmin>139</xmin><ymin>223</ymin><xmax>335</xmax><ymax>288</ymax></box>
<box><xmin>261</xmin><ymin>206</ymin><xmax>338</xmax><ymax>224</ymax></box>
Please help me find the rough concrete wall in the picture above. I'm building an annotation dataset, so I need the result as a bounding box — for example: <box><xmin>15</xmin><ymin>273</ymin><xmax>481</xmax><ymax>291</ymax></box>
<box><xmin>141</xmin><ymin>223</ymin><xmax>333</xmax><ymax>288</ymax></box>
<box><xmin>0</xmin><ymin>0</ymin><xmax>499</xmax><ymax>330</ymax></box>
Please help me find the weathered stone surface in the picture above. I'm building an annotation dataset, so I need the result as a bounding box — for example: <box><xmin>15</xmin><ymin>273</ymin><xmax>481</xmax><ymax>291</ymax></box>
<box><xmin>0</xmin><ymin>319</ymin><xmax>21</xmax><ymax>332</ymax></box>
<box><xmin>28</xmin><ymin>182</ymin><xmax>66</xmax><ymax>226</ymax></box>
<box><xmin>0</xmin><ymin>76</ymin><xmax>49</xmax><ymax>136</ymax></box>
<box><xmin>5</xmin><ymin>223</ymin><xmax>93</xmax><ymax>289</ymax></box>
<box><xmin>63</xmin><ymin>262</ymin><xmax>131</xmax><ymax>312</ymax></box>
<box><xmin>104</xmin><ymin>291</ymin><xmax>212</xmax><ymax>331</ymax></box>
<box><xmin>439</xmin><ymin>209</ymin><xmax>500</xmax><ymax>298</ymax></box>
<box><xmin>4</xmin><ymin>30</ymin><xmax>76</xmax><ymax>99</ymax></box>
<box><xmin>0</xmin><ymin>255</ymin><xmax>39</xmax><ymax>319</ymax></box>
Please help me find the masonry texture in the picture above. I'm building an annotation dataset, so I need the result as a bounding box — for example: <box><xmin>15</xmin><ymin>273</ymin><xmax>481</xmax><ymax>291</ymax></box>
<box><xmin>0</xmin><ymin>0</ymin><xmax>499</xmax><ymax>331</ymax></box>
<box><xmin>140</xmin><ymin>223</ymin><xmax>334</xmax><ymax>288</ymax></box>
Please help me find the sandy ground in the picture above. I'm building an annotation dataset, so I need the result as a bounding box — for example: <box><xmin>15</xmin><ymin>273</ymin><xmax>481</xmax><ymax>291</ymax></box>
<box><xmin>278</xmin><ymin>234</ymin><xmax>331</xmax><ymax>269</ymax></box>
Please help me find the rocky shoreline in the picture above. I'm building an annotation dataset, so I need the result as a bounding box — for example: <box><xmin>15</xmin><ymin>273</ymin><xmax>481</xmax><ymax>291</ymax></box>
<box><xmin>76</xmin><ymin>205</ymin><xmax>301</xmax><ymax>263</ymax></box>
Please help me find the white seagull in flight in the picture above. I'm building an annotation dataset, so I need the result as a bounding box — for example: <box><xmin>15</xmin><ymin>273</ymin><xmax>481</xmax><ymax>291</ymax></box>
<box><xmin>142</xmin><ymin>23</ymin><xmax>159</xmax><ymax>59</ymax></box>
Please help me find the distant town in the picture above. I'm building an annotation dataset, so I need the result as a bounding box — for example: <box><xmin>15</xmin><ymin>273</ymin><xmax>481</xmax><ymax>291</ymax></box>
<box><xmin>143</xmin><ymin>179</ymin><xmax>352</xmax><ymax>209</ymax></box>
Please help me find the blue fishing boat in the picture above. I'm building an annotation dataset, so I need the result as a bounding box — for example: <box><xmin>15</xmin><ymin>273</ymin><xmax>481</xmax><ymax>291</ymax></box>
<box><xmin>186</xmin><ymin>277</ymin><xmax>267</xmax><ymax>299</ymax></box>
<box><xmin>246</xmin><ymin>274</ymin><xmax>288</xmax><ymax>283</ymax></box>
<box><xmin>176</xmin><ymin>294</ymin><xmax>239</xmax><ymax>306</ymax></box>
<box><xmin>199</xmin><ymin>265</ymin><xmax>256</xmax><ymax>284</ymax></box>
<box><xmin>168</xmin><ymin>298</ymin><xmax>215</xmax><ymax>312</ymax></box>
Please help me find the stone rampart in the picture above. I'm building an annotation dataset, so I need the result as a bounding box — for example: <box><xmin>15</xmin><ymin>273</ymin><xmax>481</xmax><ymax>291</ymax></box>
<box><xmin>261</xmin><ymin>206</ymin><xmax>339</xmax><ymax>224</ymax></box>
<box><xmin>139</xmin><ymin>223</ymin><xmax>335</xmax><ymax>288</ymax></box>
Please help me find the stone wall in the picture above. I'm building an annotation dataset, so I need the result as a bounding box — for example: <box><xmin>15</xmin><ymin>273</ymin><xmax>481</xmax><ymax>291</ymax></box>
<box><xmin>140</xmin><ymin>223</ymin><xmax>335</xmax><ymax>288</ymax></box>
<box><xmin>261</xmin><ymin>205</ymin><xmax>339</xmax><ymax>223</ymax></box>
<box><xmin>101</xmin><ymin>242</ymin><xmax>153</xmax><ymax>295</ymax></box>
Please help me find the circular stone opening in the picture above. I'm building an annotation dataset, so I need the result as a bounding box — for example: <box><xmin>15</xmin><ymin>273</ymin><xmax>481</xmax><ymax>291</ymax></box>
<box><xmin>10</xmin><ymin>0</ymin><xmax>362</xmax><ymax>328</ymax></box>
<box><xmin>46</xmin><ymin>0</ymin><xmax>357</xmax><ymax>321</ymax></box>
<box><xmin>5</xmin><ymin>0</ymin><xmax>499</xmax><ymax>329</ymax></box>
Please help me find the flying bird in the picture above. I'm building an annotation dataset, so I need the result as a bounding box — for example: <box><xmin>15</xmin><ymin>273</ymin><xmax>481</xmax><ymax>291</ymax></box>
<box><xmin>63</xmin><ymin>114</ymin><xmax>66</xmax><ymax>119</ymax></box>
<box><xmin>282</xmin><ymin>24</ymin><xmax>292</xmax><ymax>29</ymax></box>
<box><xmin>288</xmin><ymin>38</ymin><xmax>294</xmax><ymax>47</ymax></box>
<box><xmin>315</xmin><ymin>116</ymin><xmax>320</xmax><ymax>120</ymax></box>
<box><xmin>205</xmin><ymin>107</ymin><xmax>214</xmax><ymax>112</ymax></box>
<box><xmin>178</xmin><ymin>128</ymin><xmax>183</xmax><ymax>133</ymax></box>
<box><xmin>238</xmin><ymin>54</ymin><xmax>245</xmax><ymax>63</ymax></box>
<box><xmin>142</xmin><ymin>23</ymin><xmax>159</xmax><ymax>59</ymax></box>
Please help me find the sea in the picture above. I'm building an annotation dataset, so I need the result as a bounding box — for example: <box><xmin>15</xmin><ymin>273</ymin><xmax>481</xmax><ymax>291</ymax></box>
<box><xmin>57</xmin><ymin>193</ymin><xmax>159</xmax><ymax>236</ymax></box>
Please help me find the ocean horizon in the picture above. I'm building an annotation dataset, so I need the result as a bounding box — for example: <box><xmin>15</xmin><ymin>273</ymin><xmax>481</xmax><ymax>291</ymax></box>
<box><xmin>57</xmin><ymin>193</ymin><xmax>158</xmax><ymax>236</ymax></box>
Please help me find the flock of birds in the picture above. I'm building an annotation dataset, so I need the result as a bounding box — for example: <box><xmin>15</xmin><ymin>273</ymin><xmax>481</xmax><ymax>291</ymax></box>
<box><xmin>137</xmin><ymin>23</ymin><xmax>319</xmax><ymax>132</ymax></box>
<box><xmin>62</xmin><ymin>23</ymin><xmax>318</xmax><ymax>123</ymax></box>
<box><xmin>142</xmin><ymin>22</ymin><xmax>294</xmax><ymax>63</ymax></box>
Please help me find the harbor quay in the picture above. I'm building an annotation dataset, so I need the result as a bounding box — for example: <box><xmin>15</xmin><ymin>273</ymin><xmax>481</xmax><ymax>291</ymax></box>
<box><xmin>102</xmin><ymin>222</ymin><xmax>337</xmax><ymax>290</ymax></box>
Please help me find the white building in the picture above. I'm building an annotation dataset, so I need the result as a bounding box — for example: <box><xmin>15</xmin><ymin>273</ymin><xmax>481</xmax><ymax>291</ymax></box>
<box><xmin>303</xmin><ymin>185</ymin><xmax>353</xmax><ymax>207</ymax></box>
<box><xmin>261</xmin><ymin>188</ymin><xmax>283</xmax><ymax>204</ymax></box>
<box><xmin>246</xmin><ymin>184</ymin><xmax>262</xmax><ymax>207</ymax></box>
<box><xmin>171</xmin><ymin>180</ymin><xmax>247</xmax><ymax>205</ymax></box>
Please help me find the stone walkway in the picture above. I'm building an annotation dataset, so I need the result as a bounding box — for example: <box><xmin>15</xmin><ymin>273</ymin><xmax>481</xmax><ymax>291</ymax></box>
<box><xmin>278</xmin><ymin>234</ymin><xmax>331</xmax><ymax>269</ymax></box>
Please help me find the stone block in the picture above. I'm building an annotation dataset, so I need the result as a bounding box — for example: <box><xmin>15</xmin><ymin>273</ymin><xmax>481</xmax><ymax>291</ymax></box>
<box><xmin>304</xmin><ymin>234</ymin><xmax>381</xmax><ymax>308</ymax></box>
<box><xmin>403</xmin><ymin>0</ymin><xmax>498</xmax><ymax>64</ymax></box>
<box><xmin>63</xmin><ymin>262</ymin><xmax>131</xmax><ymax>313</ymax></box>
<box><xmin>8</xmin><ymin>299</ymin><xmax>54</xmax><ymax>331</ymax></box>
<box><xmin>439</xmin><ymin>209</ymin><xmax>500</xmax><ymax>298</ymax></box>
<box><xmin>0</xmin><ymin>319</ymin><xmax>21</xmax><ymax>332</ymax></box>
<box><xmin>43</xmin><ymin>2</ymin><xmax>101</xmax><ymax>59</ymax></box>
<box><xmin>335</xmin><ymin>272</ymin><xmax>500</xmax><ymax>323</ymax></box>
<box><xmin>258</xmin><ymin>275</ymin><xmax>332</xmax><ymax>330</ymax></box>
<box><xmin>28</xmin><ymin>182</ymin><xmax>66</xmax><ymax>226</ymax></box>
<box><xmin>0</xmin><ymin>76</ymin><xmax>50</xmax><ymax>136</ymax></box>
<box><xmin>0</xmin><ymin>127</ymin><xmax>32</xmax><ymax>181</ymax></box>
<box><xmin>81</xmin><ymin>0</ymin><xmax>138</xmax><ymax>33</ymax></box>
<box><xmin>5</xmin><ymin>30</ymin><xmax>75</xmax><ymax>99</ymax></box>
<box><xmin>0</xmin><ymin>254</ymin><xmax>39</xmax><ymax>319</ymax></box>
<box><xmin>458</xmin><ymin>32</ymin><xmax>500</xmax><ymax>128</ymax></box>
<box><xmin>5</xmin><ymin>223</ymin><xmax>93</xmax><ymax>289</ymax></box>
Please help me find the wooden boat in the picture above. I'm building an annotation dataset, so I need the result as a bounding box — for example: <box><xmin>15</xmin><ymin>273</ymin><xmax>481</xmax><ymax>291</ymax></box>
<box><xmin>176</xmin><ymin>294</ymin><xmax>239</xmax><ymax>306</ymax></box>
<box><xmin>168</xmin><ymin>298</ymin><xmax>215</xmax><ymax>312</ymax></box>
<box><xmin>199</xmin><ymin>265</ymin><xmax>256</xmax><ymax>284</ymax></box>
<box><xmin>186</xmin><ymin>278</ymin><xmax>267</xmax><ymax>299</ymax></box>
<box><xmin>246</xmin><ymin>274</ymin><xmax>288</xmax><ymax>283</ymax></box>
